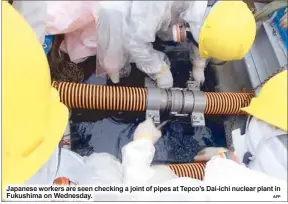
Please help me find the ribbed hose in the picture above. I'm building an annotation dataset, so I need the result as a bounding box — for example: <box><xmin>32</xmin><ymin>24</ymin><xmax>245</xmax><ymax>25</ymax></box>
<box><xmin>52</xmin><ymin>81</ymin><xmax>147</xmax><ymax>111</ymax></box>
<box><xmin>168</xmin><ymin>163</ymin><xmax>206</xmax><ymax>180</ymax></box>
<box><xmin>52</xmin><ymin>81</ymin><xmax>254</xmax><ymax>114</ymax></box>
<box><xmin>204</xmin><ymin>92</ymin><xmax>254</xmax><ymax>115</ymax></box>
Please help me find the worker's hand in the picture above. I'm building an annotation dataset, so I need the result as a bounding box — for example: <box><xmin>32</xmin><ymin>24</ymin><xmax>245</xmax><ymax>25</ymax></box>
<box><xmin>280</xmin><ymin>8</ymin><xmax>287</xmax><ymax>29</ymax></box>
<box><xmin>194</xmin><ymin>147</ymin><xmax>228</xmax><ymax>162</ymax></box>
<box><xmin>107</xmin><ymin>72</ymin><xmax>120</xmax><ymax>84</ymax></box>
<box><xmin>156</xmin><ymin>64</ymin><xmax>173</xmax><ymax>88</ymax></box>
<box><xmin>133</xmin><ymin>119</ymin><xmax>162</xmax><ymax>144</ymax></box>
<box><xmin>192</xmin><ymin>67</ymin><xmax>205</xmax><ymax>85</ymax></box>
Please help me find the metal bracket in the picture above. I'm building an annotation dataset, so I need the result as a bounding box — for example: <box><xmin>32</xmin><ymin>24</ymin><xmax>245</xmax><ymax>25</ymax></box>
<box><xmin>191</xmin><ymin>112</ymin><xmax>205</xmax><ymax>127</ymax></box>
<box><xmin>186</xmin><ymin>80</ymin><xmax>205</xmax><ymax>127</ymax></box>
<box><xmin>146</xmin><ymin>88</ymin><xmax>161</xmax><ymax>125</ymax></box>
<box><xmin>186</xmin><ymin>80</ymin><xmax>200</xmax><ymax>91</ymax></box>
<box><xmin>146</xmin><ymin>110</ymin><xmax>160</xmax><ymax>125</ymax></box>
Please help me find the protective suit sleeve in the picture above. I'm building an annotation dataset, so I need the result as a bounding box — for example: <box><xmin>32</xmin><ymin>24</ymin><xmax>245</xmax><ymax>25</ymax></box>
<box><xmin>121</xmin><ymin>119</ymin><xmax>175</xmax><ymax>185</ymax></box>
<box><xmin>127</xmin><ymin>2</ymin><xmax>171</xmax><ymax>79</ymax></box>
<box><xmin>94</xmin><ymin>2</ymin><xmax>130</xmax><ymax>83</ymax></box>
<box><xmin>83</xmin><ymin>153</ymin><xmax>123</xmax><ymax>185</ymax></box>
<box><xmin>181</xmin><ymin>1</ymin><xmax>208</xmax><ymax>84</ymax></box>
<box><xmin>12</xmin><ymin>1</ymin><xmax>47</xmax><ymax>44</ymax></box>
<box><xmin>120</xmin><ymin>138</ymin><xmax>210</xmax><ymax>201</ymax></box>
<box><xmin>121</xmin><ymin>139</ymin><xmax>156</xmax><ymax>184</ymax></box>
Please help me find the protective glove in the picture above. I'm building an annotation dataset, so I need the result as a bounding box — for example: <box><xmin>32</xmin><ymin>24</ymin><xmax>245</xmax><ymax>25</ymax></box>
<box><xmin>107</xmin><ymin>72</ymin><xmax>120</xmax><ymax>84</ymax></box>
<box><xmin>156</xmin><ymin>64</ymin><xmax>173</xmax><ymax>88</ymax></box>
<box><xmin>192</xmin><ymin>67</ymin><xmax>205</xmax><ymax>85</ymax></box>
<box><xmin>133</xmin><ymin>119</ymin><xmax>162</xmax><ymax>144</ymax></box>
<box><xmin>194</xmin><ymin>147</ymin><xmax>228</xmax><ymax>162</ymax></box>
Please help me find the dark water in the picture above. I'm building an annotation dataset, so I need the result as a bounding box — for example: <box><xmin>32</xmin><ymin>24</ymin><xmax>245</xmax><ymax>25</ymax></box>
<box><xmin>70</xmin><ymin>38</ymin><xmax>227</xmax><ymax>163</ymax></box>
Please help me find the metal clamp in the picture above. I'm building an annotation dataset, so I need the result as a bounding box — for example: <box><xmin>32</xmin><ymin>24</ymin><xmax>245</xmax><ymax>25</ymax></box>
<box><xmin>146</xmin><ymin>87</ymin><xmax>161</xmax><ymax>125</ymax></box>
<box><xmin>191</xmin><ymin>112</ymin><xmax>205</xmax><ymax>127</ymax></box>
<box><xmin>186</xmin><ymin>80</ymin><xmax>205</xmax><ymax>127</ymax></box>
<box><xmin>146</xmin><ymin>110</ymin><xmax>160</xmax><ymax>125</ymax></box>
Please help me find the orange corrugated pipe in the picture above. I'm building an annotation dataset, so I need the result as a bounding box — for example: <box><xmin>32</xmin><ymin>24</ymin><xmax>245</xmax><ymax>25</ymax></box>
<box><xmin>168</xmin><ymin>162</ymin><xmax>206</xmax><ymax>180</ymax></box>
<box><xmin>52</xmin><ymin>81</ymin><xmax>254</xmax><ymax>114</ymax></box>
<box><xmin>205</xmin><ymin>92</ymin><xmax>254</xmax><ymax>114</ymax></box>
<box><xmin>52</xmin><ymin>81</ymin><xmax>147</xmax><ymax>111</ymax></box>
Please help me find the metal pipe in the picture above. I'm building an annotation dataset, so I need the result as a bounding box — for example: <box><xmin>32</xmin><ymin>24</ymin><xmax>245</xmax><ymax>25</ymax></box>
<box><xmin>52</xmin><ymin>81</ymin><xmax>254</xmax><ymax>115</ymax></box>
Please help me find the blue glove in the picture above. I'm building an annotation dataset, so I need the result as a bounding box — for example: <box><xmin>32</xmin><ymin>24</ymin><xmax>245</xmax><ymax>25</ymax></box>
<box><xmin>43</xmin><ymin>35</ymin><xmax>54</xmax><ymax>55</ymax></box>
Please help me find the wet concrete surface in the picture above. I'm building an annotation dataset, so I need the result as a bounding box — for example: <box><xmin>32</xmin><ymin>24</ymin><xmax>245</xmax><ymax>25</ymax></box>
<box><xmin>70</xmin><ymin>38</ymin><xmax>227</xmax><ymax>164</ymax></box>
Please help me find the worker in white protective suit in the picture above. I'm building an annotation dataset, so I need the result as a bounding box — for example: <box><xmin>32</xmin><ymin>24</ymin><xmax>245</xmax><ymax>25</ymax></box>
<box><xmin>3</xmin><ymin>3</ymin><xmax>287</xmax><ymax>202</ymax></box>
<box><xmin>126</xmin><ymin>1</ymin><xmax>256</xmax><ymax>87</ymax></box>
<box><xmin>12</xmin><ymin>1</ymin><xmax>131</xmax><ymax>84</ymax></box>
<box><xmin>194</xmin><ymin>70</ymin><xmax>288</xmax><ymax>182</ymax></box>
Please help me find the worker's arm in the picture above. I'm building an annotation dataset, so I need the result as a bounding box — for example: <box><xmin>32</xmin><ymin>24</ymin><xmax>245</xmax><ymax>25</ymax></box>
<box><xmin>94</xmin><ymin>2</ymin><xmax>130</xmax><ymax>83</ymax></box>
<box><xmin>121</xmin><ymin>119</ymin><xmax>162</xmax><ymax>184</ymax></box>
<box><xmin>182</xmin><ymin>1</ymin><xmax>209</xmax><ymax>85</ymax></box>
<box><xmin>126</xmin><ymin>2</ymin><xmax>173</xmax><ymax>88</ymax></box>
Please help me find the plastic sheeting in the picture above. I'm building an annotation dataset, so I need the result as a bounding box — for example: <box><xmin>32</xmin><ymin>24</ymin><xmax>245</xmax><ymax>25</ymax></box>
<box><xmin>46</xmin><ymin>1</ymin><xmax>131</xmax><ymax>82</ymax></box>
<box><xmin>70</xmin><ymin>38</ymin><xmax>226</xmax><ymax>163</ymax></box>
<box><xmin>12</xmin><ymin>1</ymin><xmax>47</xmax><ymax>44</ymax></box>
<box><xmin>13</xmin><ymin>1</ymin><xmax>209</xmax><ymax>84</ymax></box>
<box><xmin>14</xmin><ymin>1</ymin><xmax>131</xmax><ymax>82</ymax></box>
<box><xmin>70</xmin><ymin>116</ymin><xmax>226</xmax><ymax>163</ymax></box>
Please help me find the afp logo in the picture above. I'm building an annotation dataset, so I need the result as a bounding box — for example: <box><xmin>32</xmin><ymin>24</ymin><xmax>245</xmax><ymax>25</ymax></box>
<box><xmin>273</xmin><ymin>195</ymin><xmax>281</xmax><ymax>199</ymax></box>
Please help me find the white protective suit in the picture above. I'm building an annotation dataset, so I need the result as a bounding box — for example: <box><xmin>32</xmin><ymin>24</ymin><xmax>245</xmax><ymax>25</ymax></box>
<box><xmin>195</xmin><ymin>117</ymin><xmax>288</xmax><ymax>182</ymax></box>
<box><xmin>127</xmin><ymin>1</ymin><xmax>210</xmax><ymax>87</ymax></box>
<box><xmin>13</xmin><ymin>1</ymin><xmax>131</xmax><ymax>83</ymax></box>
<box><xmin>21</xmin><ymin>119</ymin><xmax>287</xmax><ymax>202</ymax></box>
<box><xmin>232</xmin><ymin>117</ymin><xmax>288</xmax><ymax>181</ymax></box>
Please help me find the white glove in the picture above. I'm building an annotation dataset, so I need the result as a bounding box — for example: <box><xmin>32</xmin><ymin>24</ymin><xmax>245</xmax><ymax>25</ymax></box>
<box><xmin>192</xmin><ymin>67</ymin><xmax>205</xmax><ymax>85</ymax></box>
<box><xmin>133</xmin><ymin>119</ymin><xmax>162</xmax><ymax>144</ymax></box>
<box><xmin>194</xmin><ymin>147</ymin><xmax>228</xmax><ymax>162</ymax></box>
<box><xmin>156</xmin><ymin>64</ymin><xmax>173</xmax><ymax>88</ymax></box>
<box><xmin>107</xmin><ymin>72</ymin><xmax>120</xmax><ymax>84</ymax></box>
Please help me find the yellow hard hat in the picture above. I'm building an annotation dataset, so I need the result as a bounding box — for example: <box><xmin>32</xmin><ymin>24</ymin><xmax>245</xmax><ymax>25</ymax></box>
<box><xmin>241</xmin><ymin>70</ymin><xmax>288</xmax><ymax>131</ymax></box>
<box><xmin>2</xmin><ymin>1</ymin><xmax>68</xmax><ymax>194</ymax></box>
<box><xmin>199</xmin><ymin>1</ymin><xmax>256</xmax><ymax>61</ymax></box>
